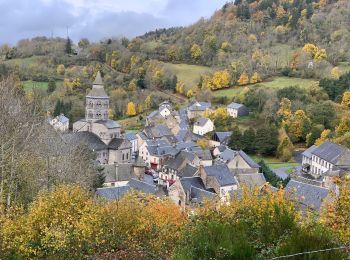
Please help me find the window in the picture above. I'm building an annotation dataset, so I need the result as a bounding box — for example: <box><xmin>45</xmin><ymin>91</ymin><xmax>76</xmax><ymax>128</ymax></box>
<box><xmin>122</xmin><ymin>154</ymin><xmax>125</xmax><ymax>161</ymax></box>
<box><xmin>126</xmin><ymin>153</ymin><xmax>129</xmax><ymax>160</ymax></box>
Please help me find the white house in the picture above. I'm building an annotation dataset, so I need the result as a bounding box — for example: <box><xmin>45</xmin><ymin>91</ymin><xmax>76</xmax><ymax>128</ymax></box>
<box><xmin>159</xmin><ymin>101</ymin><xmax>172</xmax><ymax>118</ymax></box>
<box><xmin>301</xmin><ymin>141</ymin><xmax>350</xmax><ymax>178</ymax></box>
<box><xmin>193</xmin><ymin>118</ymin><xmax>214</xmax><ymax>136</ymax></box>
<box><xmin>49</xmin><ymin>114</ymin><xmax>69</xmax><ymax>132</ymax></box>
<box><xmin>227</xmin><ymin>102</ymin><xmax>249</xmax><ymax>118</ymax></box>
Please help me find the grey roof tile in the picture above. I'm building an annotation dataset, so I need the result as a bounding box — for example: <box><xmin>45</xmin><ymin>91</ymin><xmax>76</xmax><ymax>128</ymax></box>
<box><xmin>238</xmin><ymin>150</ymin><xmax>260</xmax><ymax>168</ymax></box>
<box><xmin>285</xmin><ymin>179</ymin><xmax>329</xmax><ymax>210</ymax></box>
<box><xmin>95</xmin><ymin>119</ymin><xmax>120</xmax><ymax>129</ymax></box>
<box><xmin>204</xmin><ymin>164</ymin><xmax>237</xmax><ymax>186</ymax></box>
<box><xmin>63</xmin><ymin>131</ymin><xmax>107</xmax><ymax>151</ymax></box>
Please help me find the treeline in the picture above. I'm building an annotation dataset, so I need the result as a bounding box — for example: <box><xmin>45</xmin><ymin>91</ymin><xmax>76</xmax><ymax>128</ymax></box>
<box><xmin>0</xmin><ymin>184</ymin><xmax>348</xmax><ymax>259</ymax></box>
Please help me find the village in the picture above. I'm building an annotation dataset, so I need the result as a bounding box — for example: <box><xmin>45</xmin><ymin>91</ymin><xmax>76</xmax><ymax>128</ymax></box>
<box><xmin>47</xmin><ymin>72</ymin><xmax>350</xmax><ymax>212</ymax></box>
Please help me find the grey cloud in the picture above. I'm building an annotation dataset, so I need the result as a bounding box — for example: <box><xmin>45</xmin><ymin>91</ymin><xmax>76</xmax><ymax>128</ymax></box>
<box><xmin>0</xmin><ymin>0</ymin><xmax>227</xmax><ymax>45</ymax></box>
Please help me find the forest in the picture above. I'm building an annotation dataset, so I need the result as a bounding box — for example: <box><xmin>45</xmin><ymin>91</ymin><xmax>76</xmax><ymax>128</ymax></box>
<box><xmin>0</xmin><ymin>0</ymin><xmax>350</xmax><ymax>258</ymax></box>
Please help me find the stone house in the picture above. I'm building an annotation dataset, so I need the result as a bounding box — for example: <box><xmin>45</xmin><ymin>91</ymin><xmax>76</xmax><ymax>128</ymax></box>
<box><xmin>49</xmin><ymin>114</ymin><xmax>69</xmax><ymax>132</ymax></box>
<box><xmin>193</xmin><ymin>117</ymin><xmax>214</xmax><ymax>136</ymax></box>
<box><xmin>227</xmin><ymin>150</ymin><xmax>260</xmax><ymax>174</ymax></box>
<box><xmin>108</xmin><ymin>138</ymin><xmax>133</xmax><ymax>164</ymax></box>
<box><xmin>168</xmin><ymin>176</ymin><xmax>216</xmax><ymax>207</ymax></box>
<box><xmin>199</xmin><ymin>164</ymin><xmax>238</xmax><ymax>199</ymax></box>
<box><xmin>139</xmin><ymin>139</ymin><xmax>178</xmax><ymax>170</ymax></box>
<box><xmin>227</xmin><ymin>102</ymin><xmax>249</xmax><ymax>118</ymax></box>
<box><xmin>187</xmin><ymin>101</ymin><xmax>212</xmax><ymax>119</ymax></box>
<box><xmin>301</xmin><ymin>141</ymin><xmax>350</xmax><ymax>178</ymax></box>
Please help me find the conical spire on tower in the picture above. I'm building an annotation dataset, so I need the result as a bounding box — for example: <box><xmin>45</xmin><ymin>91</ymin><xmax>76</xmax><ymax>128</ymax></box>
<box><xmin>87</xmin><ymin>71</ymin><xmax>108</xmax><ymax>98</ymax></box>
<box><xmin>93</xmin><ymin>71</ymin><xmax>103</xmax><ymax>85</ymax></box>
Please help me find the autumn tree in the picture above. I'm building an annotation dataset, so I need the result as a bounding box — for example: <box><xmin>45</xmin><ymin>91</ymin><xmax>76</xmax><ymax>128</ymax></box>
<box><xmin>315</xmin><ymin>129</ymin><xmax>331</xmax><ymax>146</ymax></box>
<box><xmin>250</xmin><ymin>72</ymin><xmax>261</xmax><ymax>84</ymax></box>
<box><xmin>190</xmin><ymin>44</ymin><xmax>202</xmax><ymax>62</ymax></box>
<box><xmin>56</xmin><ymin>64</ymin><xmax>65</xmax><ymax>75</ymax></box>
<box><xmin>237</xmin><ymin>72</ymin><xmax>249</xmax><ymax>86</ymax></box>
<box><xmin>331</xmin><ymin>67</ymin><xmax>341</xmax><ymax>79</ymax></box>
<box><xmin>126</xmin><ymin>102</ymin><xmax>137</xmax><ymax>117</ymax></box>
<box><xmin>341</xmin><ymin>91</ymin><xmax>350</xmax><ymax>107</ymax></box>
<box><xmin>321</xmin><ymin>180</ymin><xmax>350</xmax><ymax>245</ymax></box>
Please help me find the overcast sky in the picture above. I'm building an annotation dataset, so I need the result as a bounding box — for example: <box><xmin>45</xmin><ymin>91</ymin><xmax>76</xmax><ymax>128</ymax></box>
<box><xmin>0</xmin><ymin>0</ymin><xmax>229</xmax><ymax>45</ymax></box>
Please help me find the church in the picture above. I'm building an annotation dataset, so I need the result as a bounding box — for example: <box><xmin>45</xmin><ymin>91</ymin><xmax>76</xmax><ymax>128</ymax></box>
<box><xmin>65</xmin><ymin>72</ymin><xmax>132</xmax><ymax>165</ymax></box>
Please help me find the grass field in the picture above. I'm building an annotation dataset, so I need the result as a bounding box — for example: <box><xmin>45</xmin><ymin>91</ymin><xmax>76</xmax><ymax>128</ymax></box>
<box><xmin>23</xmin><ymin>80</ymin><xmax>49</xmax><ymax>92</ymax></box>
<box><xmin>164</xmin><ymin>63</ymin><xmax>213</xmax><ymax>89</ymax></box>
<box><xmin>4</xmin><ymin>56</ymin><xmax>43</xmax><ymax>66</ymax></box>
<box><xmin>214</xmin><ymin>76</ymin><xmax>317</xmax><ymax>98</ymax></box>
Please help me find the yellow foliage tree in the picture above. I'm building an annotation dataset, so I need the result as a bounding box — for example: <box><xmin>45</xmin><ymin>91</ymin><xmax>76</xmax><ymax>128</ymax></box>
<box><xmin>145</xmin><ymin>95</ymin><xmax>152</xmax><ymax>110</ymax></box>
<box><xmin>277</xmin><ymin>98</ymin><xmax>292</xmax><ymax>120</ymax></box>
<box><xmin>210</xmin><ymin>70</ymin><xmax>231</xmax><ymax>90</ymax></box>
<box><xmin>126</xmin><ymin>102</ymin><xmax>137</xmax><ymax>117</ymax></box>
<box><xmin>221</xmin><ymin>41</ymin><xmax>231</xmax><ymax>52</ymax></box>
<box><xmin>315</xmin><ymin>129</ymin><xmax>331</xmax><ymax>146</ymax></box>
<box><xmin>190</xmin><ymin>44</ymin><xmax>202</xmax><ymax>61</ymax></box>
<box><xmin>331</xmin><ymin>67</ymin><xmax>341</xmax><ymax>79</ymax></box>
<box><xmin>176</xmin><ymin>81</ymin><xmax>185</xmax><ymax>94</ymax></box>
<box><xmin>335</xmin><ymin>117</ymin><xmax>350</xmax><ymax>137</ymax></box>
<box><xmin>320</xmin><ymin>180</ymin><xmax>350</xmax><ymax>244</ymax></box>
<box><xmin>250</xmin><ymin>72</ymin><xmax>262</xmax><ymax>84</ymax></box>
<box><xmin>186</xmin><ymin>89</ymin><xmax>194</xmax><ymax>98</ymax></box>
<box><xmin>237</xmin><ymin>72</ymin><xmax>249</xmax><ymax>86</ymax></box>
<box><xmin>128</xmin><ymin>79</ymin><xmax>137</xmax><ymax>91</ymax></box>
<box><xmin>341</xmin><ymin>91</ymin><xmax>350</xmax><ymax>107</ymax></box>
<box><xmin>56</xmin><ymin>64</ymin><xmax>65</xmax><ymax>75</ymax></box>
<box><xmin>108</xmin><ymin>108</ymin><xmax>114</xmax><ymax>119</ymax></box>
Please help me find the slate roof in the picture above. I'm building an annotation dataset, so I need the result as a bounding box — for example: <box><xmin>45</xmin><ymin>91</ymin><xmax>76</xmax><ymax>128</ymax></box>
<box><xmin>93</xmin><ymin>71</ymin><xmax>103</xmax><ymax>85</ymax></box>
<box><xmin>195</xmin><ymin>117</ymin><xmax>211</xmax><ymax>127</ymax></box>
<box><xmin>128</xmin><ymin>179</ymin><xmax>157</xmax><ymax>194</ymax></box>
<box><xmin>176</xmin><ymin>141</ymin><xmax>198</xmax><ymax>151</ymax></box>
<box><xmin>96</xmin><ymin>186</ymin><xmax>131</xmax><ymax>200</ymax></box>
<box><xmin>95</xmin><ymin>119</ymin><xmax>120</xmax><ymax>129</ymax></box>
<box><xmin>238</xmin><ymin>150</ymin><xmax>260</xmax><ymax>168</ymax></box>
<box><xmin>144</xmin><ymin>125</ymin><xmax>172</xmax><ymax>139</ymax></box>
<box><xmin>312</xmin><ymin>141</ymin><xmax>350</xmax><ymax>165</ymax></box>
<box><xmin>57</xmin><ymin>114</ymin><xmax>69</xmax><ymax>124</ymax></box>
<box><xmin>125</xmin><ymin>132</ymin><xmax>137</xmax><ymax>141</ymax></box>
<box><xmin>193</xmin><ymin>149</ymin><xmax>212</xmax><ymax>161</ymax></box>
<box><xmin>204</xmin><ymin>164</ymin><xmax>237</xmax><ymax>187</ymax></box>
<box><xmin>236</xmin><ymin>173</ymin><xmax>266</xmax><ymax>189</ymax></box>
<box><xmin>108</xmin><ymin>138</ymin><xmax>131</xmax><ymax>150</ymax></box>
<box><xmin>96</xmin><ymin>178</ymin><xmax>157</xmax><ymax>200</ymax></box>
<box><xmin>227</xmin><ymin>102</ymin><xmax>244</xmax><ymax>109</ymax></box>
<box><xmin>180</xmin><ymin>177</ymin><xmax>207</xmax><ymax>194</ymax></box>
<box><xmin>214</xmin><ymin>132</ymin><xmax>232</xmax><ymax>144</ymax></box>
<box><xmin>188</xmin><ymin>101</ymin><xmax>211</xmax><ymax>111</ymax></box>
<box><xmin>302</xmin><ymin>145</ymin><xmax>318</xmax><ymax>158</ymax></box>
<box><xmin>219</xmin><ymin>148</ymin><xmax>236</xmax><ymax>162</ymax></box>
<box><xmin>137</xmin><ymin>131</ymin><xmax>148</xmax><ymax>141</ymax></box>
<box><xmin>285</xmin><ymin>179</ymin><xmax>329</xmax><ymax>210</ymax></box>
<box><xmin>190</xmin><ymin>186</ymin><xmax>216</xmax><ymax>203</ymax></box>
<box><xmin>63</xmin><ymin>131</ymin><xmax>107</xmax><ymax>151</ymax></box>
<box><xmin>178</xmin><ymin>164</ymin><xmax>198</xmax><ymax>178</ymax></box>
<box><xmin>165</xmin><ymin>151</ymin><xmax>195</xmax><ymax>170</ymax></box>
